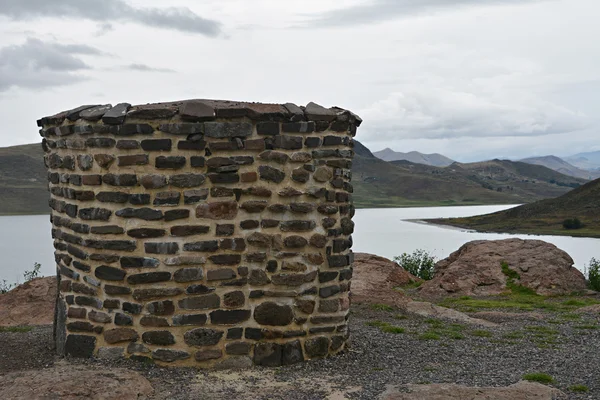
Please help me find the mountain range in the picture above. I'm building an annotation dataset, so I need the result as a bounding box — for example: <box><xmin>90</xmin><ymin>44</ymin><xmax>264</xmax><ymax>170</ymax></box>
<box><xmin>564</xmin><ymin>151</ymin><xmax>600</xmax><ymax>171</ymax></box>
<box><xmin>372</xmin><ymin>148</ymin><xmax>455</xmax><ymax>167</ymax></box>
<box><xmin>372</xmin><ymin>148</ymin><xmax>600</xmax><ymax>180</ymax></box>
<box><xmin>0</xmin><ymin>141</ymin><xmax>590</xmax><ymax>214</ymax></box>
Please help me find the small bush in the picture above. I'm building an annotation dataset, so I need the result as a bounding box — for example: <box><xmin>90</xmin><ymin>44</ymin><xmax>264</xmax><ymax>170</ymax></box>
<box><xmin>394</xmin><ymin>249</ymin><xmax>436</xmax><ymax>280</ymax></box>
<box><xmin>569</xmin><ymin>384</ymin><xmax>589</xmax><ymax>393</ymax></box>
<box><xmin>563</xmin><ymin>218</ymin><xmax>583</xmax><ymax>230</ymax></box>
<box><xmin>381</xmin><ymin>325</ymin><xmax>405</xmax><ymax>334</ymax></box>
<box><xmin>587</xmin><ymin>258</ymin><xmax>600</xmax><ymax>291</ymax></box>
<box><xmin>0</xmin><ymin>280</ymin><xmax>15</xmax><ymax>294</ymax></box>
<box><xmin>418</xmin><ymin>332</ymin><xmax>441</xmax><ymax>340</ymax></box>
<box><xmin>23</xmin><ymin>262</ymin><xmax>41</xmax><ymax>282</ymax></box>
<box><xmin>522</xmin><ymin>372</ymin><xmax>554</xmax><ymax>384</ymax></box>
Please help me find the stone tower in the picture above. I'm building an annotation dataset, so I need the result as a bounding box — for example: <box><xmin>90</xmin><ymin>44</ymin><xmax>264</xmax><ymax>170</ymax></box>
<box><xmin>38</xmin><ymin>99</ymin><xmax>360</xmax><ymax>367</ymax></box>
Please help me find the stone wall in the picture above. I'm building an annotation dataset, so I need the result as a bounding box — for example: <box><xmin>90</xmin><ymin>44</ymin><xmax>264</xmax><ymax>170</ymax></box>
<box><xmin>38</xmin><ymin>99</ymin><xmax>360</xmax><ymax>367</ymax></box>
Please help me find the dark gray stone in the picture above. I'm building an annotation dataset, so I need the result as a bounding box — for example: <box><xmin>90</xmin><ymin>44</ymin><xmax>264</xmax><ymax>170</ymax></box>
<box><xmin>122</xmin><ymin>302</ymin><xmax>143</xmax><ymax>314</ymax></box>
<box><xmin>94</xmin><ymin>266</ymin><xmax>126</xmax><ymax>281</ymax></box>
<box><xmin>254</xmin><ymin>302</ymin><xmax>293</xmax><ymax>326</ymax></box>
<box><xmin>64</xmin><ymin>334</ymin><xmax>96</xmax><ymax>358</ymax></box>
<box><xmin>142</xmin><ymin>331</ymin><xmax>175</xmax><ymax>346</ymax></box>
<box><xmin>80</xmin><ymin>104</ymin><xmax>112</xmax><ymax>121</ymax></box>
<box><xmin>102</xmin><ymin>103</ymin><xmax>131</xmax><ymax>124</ymax></box>
<box><xmin>174</xmin><ymin>268</ymin><xmax>204</xmax><ymax>283</ymax></box>
<box><xmin>226</xmin><ymin>342</ymin><xmax>251</xmax><ymax>355</ymax></box>
<box><xmin>152</xmin><ymin>349</ymin><xmax>190</xmax><ymax>362</ymax></box>
<box><xmin>102</xmin><ymin>174</ymin><xmax>137</xmax><ymax>187</ymax></box>
<box><xmin>178</xmin><ymin>294</ymin><xmax>220</xmax><ymax>310</ymax></box>
<box><xmin>282</xmin><ymin>340</ymin><xmax>304</xmax><ymax>365</ymax></box>
<box><xmin>141</xmin><ymin>139</ymin><xmax>172</xmax><ymax>151</ymax></box>
<box><xmin>153</xmin><ymin>191</ymin><xmax>181</xmax><ymax>206</ymax></box>
<box><xmin>147</xmin><ymin>300</ymin><xmax>175</xmax><ymax>316</ymax></box>
<box><xmin>204</xmin><ymin>122</ymin><xmax>252</xmax><ymax>138</ymax></box>
<box><xmin>179</xmin><ymin>100</ymin><xmax>215</xmax><ymax>121</ymax></box>
<box><xmin>129</xmin><ymin>194</ymin><xmax>151</xmax><ymax>205</ymax></box>
<box><xmin>253</xmin><ymin>343</ymin><xmax>282</xmax><ymax>367</ymax></box>
<box><xmin>183</xmin><ymin>240</ymin><xmax>219</xmax><ymax>252</ymax></box>
<box><xmin>210</xmin><ymin>309</ymin><xmax>251</xmax><ymax>325</ymax></box>
<box><xmin>141</xmin><ymin>174</ymin><xmax>168</xmax><ymax>189</ymax></box>
<box><xmin>273</xmin><ymin>135</ymin><xmax>302</xmax><ymax>150</ymax></box>
<box><xmin>144</xmin><ymin>242</ymin><xmax>179</xmax><ymax>254</ymax></box>
<box><xmin>114</xmin><ymin>313</ymin><xmax>133</xmax><ymax>326</ymax></box>
<box><xmin>304</xmin><ymin>336</ymin><xmax>330</xmax><ymax>358</ymax></box>
<box><xmin>127</xmin><ymin>271</ymin><xmax>172</xmax><ymax>284</ymax></box>
<box><xmin>184</xmin><ymin>328</ymin><xmax>223</xmax><ymax>346</ymax></box>
<box><xmin>258</xmin><ymin>165</ymin><xmax>285</xmax><ymax>183</ymax></box>
<box><xmin>170</xmin><ymin>174</ymin><xmax>206</xmax><ymax>188</ymax></box>
<box><xmin>156</xmin><ymin>156</ymin><xmax>186</xmax><ymax>169</ymax></box>
<box><xmin>78</xmin><ymin>207</ymin><xmax>111</xmax><ymax>221</ymax></box>
<box><xmin>127</xmin><ymin>228</ymin><xmax>166</xmax><ymax>239</ymax></box>
<box><xmin>116</xmin><ymin>208</ymin><xmax>163</xmax><ymax>220</ymax></box>
<box><xmin>172</xmin><ymin>314</ymin><xmax>207</xmax><ymax>326</ymax></box>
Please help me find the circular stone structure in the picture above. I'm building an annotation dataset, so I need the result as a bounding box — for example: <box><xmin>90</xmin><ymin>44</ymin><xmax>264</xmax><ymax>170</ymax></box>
<box><xmin>39</xmin><ymin>99</ymin><xmax>360</xmax><ymax>367</ymax></box>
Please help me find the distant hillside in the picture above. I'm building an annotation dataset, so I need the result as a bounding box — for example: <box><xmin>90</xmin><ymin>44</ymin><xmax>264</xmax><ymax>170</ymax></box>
<box><xmin>0</xmin><ymin>142</ymin><xmax>588</xmax><ymax>214</ymax></box>
<box><xmin>352</xmin><ymin>145</ymin><xmax>585</xmax><ymax>208</ymax></box>
<box><xmin>520</xmin><ymin>155</ymin><xmax>600</xmax><ymax>180</ymax></box>
<box><xmin>0</xmin><ymin>143</ymin><xmax>48</xmax><ymax>215</ymax></box>
<box><xmin>372</xmin><ymin>148</ymin><xmax>455</xmax><ymax>167</ymax></box>
<box><xmin>429</xmin><ymin>177</ymin><xmax>600</xmax><ymax>238</ymax></box>
<box><xmin>565</xmin><ymin>150</ymin><xmax>600</xmax><ymax>171</ymax></box>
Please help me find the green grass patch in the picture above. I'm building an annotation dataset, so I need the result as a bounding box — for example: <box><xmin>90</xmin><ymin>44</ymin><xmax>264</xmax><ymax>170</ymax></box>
<box><xmin>502</xmin><ymin>331</ymin><xmax>525</xmax><ymax>339</ymax></box>
<box><xmin>371</xmin><ymin>304</ymin><xmax>395</xmax><ymax>312</ymax></box>
<box><xmin>569</xmin><ymin>384</ymin><xmax>589</xmax><ymax>393</ymax></box>
<box><xmin>394</xmin><ymin>314</ymin><xmax>408</xmax><ymax>320</ymax></box>
<box><xmin>525</xmin><ymin>326</ymin><xmax>558</xmax><ymax>335</ymax></box>
<box><xmin>0</xmin><ymin>326</ymin><xmax>33</xmax><ymax>333</ymax></box>
<box><xmin>501</xmin><ymin>262</ymin><xmax>521</xmax><ymax>280</ymax></box>
<box><xmin>470</xmin><ymin>330</ymin><xmax>493</xmax><ymax>338</ymax></box>
<box><xmin>522</xmin><ymin>373</ymin><xmax>555</xmax><ymax>384</ymax></box>
<box><xmin>381</xmin><ymin>325</ymin><xmax>405</xmax><ymax>334</ymax></box>
<box><xmin>573</xmin><ymin>324</ymin><xmax>598</xmax><ymax>330</ymax></box>
<box><xmin>396</xmin><ymin>281</ymin><xmax>423</xmax><ymax>290</ymax></box>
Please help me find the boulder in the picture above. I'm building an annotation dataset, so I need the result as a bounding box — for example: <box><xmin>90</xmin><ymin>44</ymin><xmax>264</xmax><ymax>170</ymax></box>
<box><xmin>0</xmin><ymin>277</ymin><xmax>56</xmax><ymax>326</ymax></box>
<box><xmin>0</xmin><ymin>363</ymin><xmax>153</xmax><ymax>400</ymax></box>
<box><xmin>382</xmin><ymin>381</ymin><xmax>566</xmax><ymax>400</ymax></box>
<box><xmin>419</xmin><ymin>239</ymin><xmax>586</xmax><ymax>298</ymax></box>
<box><xmin>352</xmin><ymin>253</ymin><xmax>417</xmax><ymax>307</ymax></box>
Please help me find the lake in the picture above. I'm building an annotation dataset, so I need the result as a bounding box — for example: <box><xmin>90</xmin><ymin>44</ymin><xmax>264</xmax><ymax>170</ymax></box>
<box><xmin>1</xmin><ymin>205</ymin><xmax>598</xmax><ymax>283</ymax></box>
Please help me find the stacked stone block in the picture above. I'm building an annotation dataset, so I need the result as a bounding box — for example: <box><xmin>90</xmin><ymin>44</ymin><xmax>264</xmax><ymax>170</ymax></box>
<box><xmin>38</xmin><ymin>99</ymin><xmax>360</xmax><ymax>367</ymax></box>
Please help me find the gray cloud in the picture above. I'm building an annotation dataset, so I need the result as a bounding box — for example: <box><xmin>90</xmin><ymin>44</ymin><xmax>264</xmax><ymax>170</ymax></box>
<box><xmin>0</xmin><ymin>38</ymin><xmax>97</xmax><ymax>92</ymax></box>
<box><xmin>123</xmin><ymin>64</ymin><xmax>176</xmax><ymax>73</ymax></box>
<box><xmin>300</xmin><ymin>0</ymin><xmax>546</xmax><ymax>27</ymax></box>
<box><xmin>0</xmin><ymin>0</ymin><xmax>222</xmax><ymax>36</ymax></box>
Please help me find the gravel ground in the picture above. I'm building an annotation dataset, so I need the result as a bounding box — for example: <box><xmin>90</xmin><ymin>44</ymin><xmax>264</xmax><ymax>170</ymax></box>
<box><xmin>1</xmin><ymin>304</ymin><xmax>598</xmax><ymax>399</ymax></box>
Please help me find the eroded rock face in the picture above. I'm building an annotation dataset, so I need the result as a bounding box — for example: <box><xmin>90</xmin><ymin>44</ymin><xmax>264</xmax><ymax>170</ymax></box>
<box><xmin>0</xmin><ymin>364</ymin><xmax>154</xmax><ymax>400</ymax></box>
<box><xmin>351</xmin><ymin>253</ymin><xmax>417</xmax><ymax>307</ymax></box>
<box><xmin>0</xmin><ymin>277</ymin><xmax>56</xmax><ymax>327</ymax></box>
<box><xmin>419</xmin><ymin>239</ymin><xmax>587</xmax><ymax>298</ymax></box>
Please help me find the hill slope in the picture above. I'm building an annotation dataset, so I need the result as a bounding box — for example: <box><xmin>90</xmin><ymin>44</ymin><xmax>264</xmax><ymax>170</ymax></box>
<box><xmin>0</xmin><ymin>144</ymin><xmax>48</xmax><ymax>215</ymax></box>
<box><xmin>372</xmin><ymin>148</ymin><xmax>455</xmax><ymax>167</ymax></box>
<box><xmin>520</xmin><ymin>155</ymin><xmax>600</xmax><ymax>180</ymax></box>
<box><xmin>429</xmin><ymin>177</ymin><xmax>600</xmax><ymax>238</ymax></box>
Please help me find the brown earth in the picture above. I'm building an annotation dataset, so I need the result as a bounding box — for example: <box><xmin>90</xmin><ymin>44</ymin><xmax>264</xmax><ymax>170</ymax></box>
<box><xmin>352</xmin><ymin>253</ymin><xmax>417</xmax><ymax>307</ymax></box>
<box><xmin>419</xmin><ymin>239</ymin><xmax>587</xmax><ymax>298</ymax></box>
<box><xmin>0</xmin><ymin>276</ymin><xmax>56</xmax><ymax>326</ymax></box>
<box><xmin>0</xmin><ymin>362</ymin><xmax>154</xmax><ymax>400</ymax></box>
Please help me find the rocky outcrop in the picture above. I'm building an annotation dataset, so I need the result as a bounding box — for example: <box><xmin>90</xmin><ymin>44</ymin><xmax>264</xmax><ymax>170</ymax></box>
<box><xmin>419</xmin><ymin>239</ymin><xmax>587</xmax><ymax>298</ymax></box>
<box><xmin>0</xmin><ymin>363</ymin><xmax>153</xmax><ymax>400</ymax></box>
<box><xmin>381</xmin><ymin>381</ymin><xmax>566</xmax><ymax>400</ymax></box>
<box><xmin>0</xmin><ymin>277</ymin><xmax>56</xmax><ymax>327</ymax></box>
<box><xmin>352</xmin><ymin>253</ymin><xmax>417</xmax><ymax>307</ymax></box>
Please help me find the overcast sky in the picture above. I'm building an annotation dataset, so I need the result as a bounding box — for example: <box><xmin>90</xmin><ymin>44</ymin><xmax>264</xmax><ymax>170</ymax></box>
<box><xmin>0</xmin><ymin>0</ymin><xmax>598</xmax><ymax>161</ymax></box>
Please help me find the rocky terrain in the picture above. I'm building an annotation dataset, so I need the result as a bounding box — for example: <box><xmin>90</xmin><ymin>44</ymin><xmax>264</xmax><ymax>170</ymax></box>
<box><xmin>1</xmin><ymin>246</ymin><xmax>599</xmax><ymax>399</ymax></box>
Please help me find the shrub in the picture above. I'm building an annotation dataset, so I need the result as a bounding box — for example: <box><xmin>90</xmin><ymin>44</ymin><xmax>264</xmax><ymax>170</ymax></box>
<box><xmin>0</xmin><ymin>280</ymin><xmax>15</xmax><ymax>294</ymax></box>
<box><xmin>522</xmin><ymin>373</ymin><xmax>555</xmax><ymax>384</ymax></box>
<box><xmin>587</xmin><ymin>258</ymin><xmax>600</xmax><ymax>291</ymax></box>
<box><xmin>23</xmin><ymin>262</ymin><xmax>41</xmax><ymax>282</ymax></box>
<box><xmin>569</xmin><ymin>384</ymin><xmax>589</xmax><ymax>393</ymax></box>
<box><xmin>563</xmin><ymin>218</ymin><xmax>583</xmax><ymax>230</ymax></box>
<box><xmin>394</xmin><ymin>249</ymin><xmax>436</xmax><ymax>280</ymax></box>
